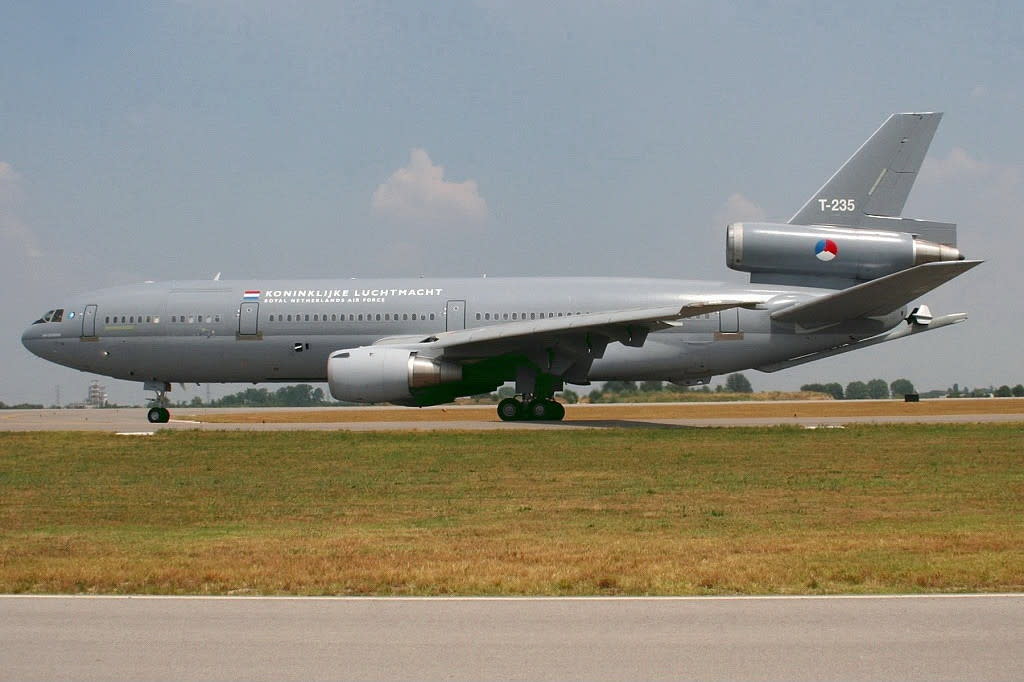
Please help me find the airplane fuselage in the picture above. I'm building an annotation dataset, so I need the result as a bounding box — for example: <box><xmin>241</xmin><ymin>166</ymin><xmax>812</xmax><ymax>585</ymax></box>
<box><xmin>21</xmin><ymin>276</ymin><xmax>901</xmax><ymax>389</ymax></box>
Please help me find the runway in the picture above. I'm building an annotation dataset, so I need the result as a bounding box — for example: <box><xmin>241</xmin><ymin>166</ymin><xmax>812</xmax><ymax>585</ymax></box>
<box><xmin>2</xmin><ymin>595</ymin><xmax>1021</xmax><ymax>681</ymax></box>
<box><xmin>2</xmin><ymin>401</ymin><xmax>1022</xmax><ymax>432</ymax></box>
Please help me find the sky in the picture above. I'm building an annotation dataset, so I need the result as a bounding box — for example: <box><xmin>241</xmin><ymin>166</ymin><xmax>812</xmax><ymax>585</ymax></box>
<box><xmin>2</xmin><ymin>1</ymin><xmax>1022</xmax><ymax>405</ymax></box>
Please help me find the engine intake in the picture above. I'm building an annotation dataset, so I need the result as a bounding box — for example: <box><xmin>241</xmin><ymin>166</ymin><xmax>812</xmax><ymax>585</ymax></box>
<box><xmin>328</xmin><ymin>347</ymin><xmax>462</xmax><ymax>403</ymax></box>
<box><xmin>726</xmin><ymin>222</ymin><xmax>961</xmax><ymax>283</ymax></box>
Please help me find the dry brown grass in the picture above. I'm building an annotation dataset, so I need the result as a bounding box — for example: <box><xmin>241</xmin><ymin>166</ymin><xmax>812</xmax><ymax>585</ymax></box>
<box><xmin>2</xmin><ymin>424</ymin><xmax>1023</xmax><ymax>595</ymax></box>
<box><xmin>183</xmin><ymin>397</ymin><xmax>1024</xmax><ymax>423</ymax></box>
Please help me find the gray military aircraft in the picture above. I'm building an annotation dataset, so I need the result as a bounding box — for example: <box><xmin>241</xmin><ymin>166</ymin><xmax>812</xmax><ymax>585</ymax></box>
<box><xmin>23</xmin><ymin>113</ymin><xmax>980</xmax><ymax>423</ymax></box>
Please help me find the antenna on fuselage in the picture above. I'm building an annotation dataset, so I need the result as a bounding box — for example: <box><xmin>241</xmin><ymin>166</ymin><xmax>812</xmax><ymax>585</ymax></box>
<box><xmin>213</xmin><ymin>272</ymin><xmax>221</xmax><ymax>281</ymax></box>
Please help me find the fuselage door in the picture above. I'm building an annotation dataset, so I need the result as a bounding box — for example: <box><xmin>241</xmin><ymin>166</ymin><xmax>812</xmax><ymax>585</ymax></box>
<box><xmin>446</xmin><ymin>300</ymin><xmax>466</xmax><ymax>331</ymax></box>
<box><xmin>82</xmin><ymin>304</ymin><xmax>97</xmax><ymax>337</ymax></box>
<box><xmin>238</xmin><ymin>302</ymin><xmax>259</xmax><ymax>335</ymax></box>
<box><xmin>719</xmin><ymin>308</ymin><xmax>740</xmax><ymax>333</ymax></box>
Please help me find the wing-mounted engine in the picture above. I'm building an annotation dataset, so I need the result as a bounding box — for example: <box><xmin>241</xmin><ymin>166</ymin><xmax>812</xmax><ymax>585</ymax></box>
<box><xmin>327</xmin><ymin>347</ymin><xmax>463</xmax><ymax>404</ymax></box>
<box><xmin>726</xmin><ymin>222</ymin><xmax>962</xmax><ymax>288</ymax></box>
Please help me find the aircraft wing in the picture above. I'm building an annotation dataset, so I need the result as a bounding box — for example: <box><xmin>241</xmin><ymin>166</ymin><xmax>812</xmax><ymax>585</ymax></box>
<box><xmin>374</xmin><ymin>299</ymin><xmax>764</xmax><ymax>369</ymax></box>
<box><xmin>771</xmin><ymin>260</ymin><xmax>982</xmax><ymax>324</ymax></box>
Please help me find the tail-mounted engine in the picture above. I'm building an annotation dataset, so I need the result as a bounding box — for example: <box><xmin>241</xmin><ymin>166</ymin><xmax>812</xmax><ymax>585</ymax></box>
<box><xmin>328</xmin><ymin>347</ymin><xmax>462</xmax><ymax>403</ymax></box>
<box><xmin>726</xmin><ymin>222</ymin><xmax>962</xmax><ymax>286</ymax></box>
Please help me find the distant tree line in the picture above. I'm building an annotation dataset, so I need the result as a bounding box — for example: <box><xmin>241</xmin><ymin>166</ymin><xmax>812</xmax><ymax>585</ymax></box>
<box><xmin>801</xmin><ymin>379</ymin><xmax>1024</xmax><ymax>400</ymax></box>
<box><xmin>943</xmin><ymin>383</ymin><xmax>1024</xmax><ymax>398</ymax></box>
<box><xmin>180</xmin><ymin>384</ymin><xmax>334</xmax><ymax>408</ymax></box>
<box><xmin>0</xmin><ymin>401</ymin><xmax>45</xmax><ymax>409</ymax></box>
<box><xmin>800</xmin><ymin>379</ymin><xmax>907</xmax><ymax>400</ymax></box>
<box><xmin>587</xmin><ymin>374</ymin><xmax>754</xmax><ymax>402</ymax></box>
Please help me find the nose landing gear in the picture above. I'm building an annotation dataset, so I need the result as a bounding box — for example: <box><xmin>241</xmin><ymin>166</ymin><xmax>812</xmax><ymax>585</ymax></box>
<box><xmin>145</xmin><ymin>380</ymin><xmax>172</xmax><ymax>423</ymax></box>
<box><xmin>496</xmin><ymin>395</ymin><xmax>566</xmax><ymax>421</ymax></box>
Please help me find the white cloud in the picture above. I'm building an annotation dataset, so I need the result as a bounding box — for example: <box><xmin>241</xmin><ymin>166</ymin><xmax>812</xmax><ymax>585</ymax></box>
<box><xmin>372</xmin><ymin>149</ymin><xmax>488</xmax><ymax>229</ymax></box>
<box><xmin>920</xmin><ymin>147</ymin><xmax>994</xmax><ymax>185</ymax></box>
<box><xmin>712</xmin><ymin>192</ymin><xmax>766</xmax><ymax>228</ymax></box>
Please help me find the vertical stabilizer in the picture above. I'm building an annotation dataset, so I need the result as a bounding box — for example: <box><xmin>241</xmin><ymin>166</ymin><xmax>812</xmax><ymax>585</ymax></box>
<box><xmin>789</xmin><ymin>112</ymin><xmax>942</xmax><ymax>227</ymax></box>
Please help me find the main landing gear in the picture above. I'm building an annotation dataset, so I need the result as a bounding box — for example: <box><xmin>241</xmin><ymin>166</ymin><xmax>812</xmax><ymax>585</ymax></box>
<box><xmin>145</xmin><ymin>381</ymin><xmax>171</xmax><ymax>423</ymax></box>
<box><xmin>497</xmin><ymin>396</ymin><xmax>566</xmax><ymax>422</ymax></box>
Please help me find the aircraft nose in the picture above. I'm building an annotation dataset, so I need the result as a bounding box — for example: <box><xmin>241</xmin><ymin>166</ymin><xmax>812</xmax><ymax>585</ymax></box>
<box><xmin>21</xmin><ymin>325</ymin><xmax>42</xmax><ymax>357</ymax></box>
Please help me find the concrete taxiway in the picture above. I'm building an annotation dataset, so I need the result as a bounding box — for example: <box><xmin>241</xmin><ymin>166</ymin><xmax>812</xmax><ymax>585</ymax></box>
<box><xmin>1</xmin><ymin>404</ymin><xmax>1022</xmax><ymax>432</ymax></box>
<box><xmin>2</xmin><ymin>595</ymin><xmax>1022</xmax><ymax>681</ymax></box>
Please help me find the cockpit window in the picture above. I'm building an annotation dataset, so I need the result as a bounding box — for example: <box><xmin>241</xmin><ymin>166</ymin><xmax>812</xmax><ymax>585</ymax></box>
<box><xmin>33</xmin><ymin>308</ymin><xmax>65</xmax><ymax>324</ymax></box>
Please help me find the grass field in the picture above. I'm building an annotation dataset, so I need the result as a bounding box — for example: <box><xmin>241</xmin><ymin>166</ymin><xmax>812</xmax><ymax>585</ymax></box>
<box><xmin>1</xmin><ymin>424</ymin><xmax>1022</xmax><ymax>595</ymax></box>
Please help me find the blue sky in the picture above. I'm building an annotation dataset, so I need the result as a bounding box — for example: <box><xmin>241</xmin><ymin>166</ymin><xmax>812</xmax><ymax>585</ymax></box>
<box><xmin>2</xmin><ymin>1</ymin><xmax>1021</xmax><ymax>404</ymax></box>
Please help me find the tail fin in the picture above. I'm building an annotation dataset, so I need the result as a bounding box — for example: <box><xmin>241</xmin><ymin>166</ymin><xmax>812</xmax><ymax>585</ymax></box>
<box><xmin>788</xmin><ymin>113</ymin><xmax>948</xmax><ymax>240</ymax></box>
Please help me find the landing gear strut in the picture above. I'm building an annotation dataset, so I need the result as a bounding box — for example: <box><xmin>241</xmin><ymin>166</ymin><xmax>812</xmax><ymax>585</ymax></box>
<box><xmin>145</xmin><ymin>381</ymin><xmax>171</xmax><ymax>424</ymax></box>
<box><xmin>497</xmin><ymin>395</ymin><xmax>565</xmax><ymax>422</ymax></box>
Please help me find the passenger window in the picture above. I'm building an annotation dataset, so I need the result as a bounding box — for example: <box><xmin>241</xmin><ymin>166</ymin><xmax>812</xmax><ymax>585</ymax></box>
<box><xmin>403</xmin><ymin>313</ymin><xmax>408</xmax><ymax>321</ymax></box>
<box><xmin>412</xmin><ymin>313</ymin><xmax>417</xmax><ymax>320</ymax></box>
<box><xmin>304</xmin><ymin>314</ymin><xmax>310</xmax><ymax>322</ymax></box>
<box><xmin>503</xmin><ymin>313</ymin><xmax>509</xmax><ymax>320</ymax></box>
<box><xmin>105</xmin><ymin>316</ymin><xmax>110</xmax><ymax>324</ymax></box>
<box><xmin>215</xmin><ymin>315</ymin><xmax>220</xmax><ymax>322</ymax></box>
<box><xmin>375</xmin><ymin>314</ymin><xmax>381</xmax><ymax>321</ymax></box>
<box><xmin>287</xmin><ymin>314</ymin><xmax>292</xmax><ymax>322</ymax></box>
<box><xmin>188</xmin><ymin>315</ymin><xmax>194</xmax><ymax>324</ymax></box>
<box><xmin>385</xmin><ymin>313</ymin><xmax>390</xmax><ymax>321</ymax></box>
<box><xmin>429</xmin><ymin>313</ymin><xmax>435</xmax><ymax>320</ymax></box>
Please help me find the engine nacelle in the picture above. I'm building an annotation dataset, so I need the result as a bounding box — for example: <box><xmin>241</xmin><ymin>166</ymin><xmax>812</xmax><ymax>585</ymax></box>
<box><xmin>327</xmin><ymin>346</ymin><xmax>463</xmax><ymax>403</ymax></box>
<box><xmin>726</xmin><ymin>222</ymin><xmax>961</xmax><ymax>283</ymax></box>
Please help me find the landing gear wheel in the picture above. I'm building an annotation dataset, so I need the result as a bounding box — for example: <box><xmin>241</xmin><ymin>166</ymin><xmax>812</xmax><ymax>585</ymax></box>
<box><xmin>549</xmin><ymin>400</ymin><xmax>566</xmax><ymax>421</ymax></box>
<box><xmin>147</xmin><ymin>407</ymin><xmax>170</xmax><ymax>423</ymax></box>
<box><xmin>497</xmin><ymin>398</ymin><xmax>523</xmax><ymax>421</ymax></box>
<box><xmin>526</xmin><ymin>399</ymin><xmax>551</xmax><ymax>421</ymax></box>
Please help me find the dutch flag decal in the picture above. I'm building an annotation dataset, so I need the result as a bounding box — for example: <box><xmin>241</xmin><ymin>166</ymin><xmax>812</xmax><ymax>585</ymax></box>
<box><xmin>814</xmin><ymin>239</ymin><xmax>839</xmax><ymax>262</ymax></box>
<box><xmin>243</xmin><ymin>290</ymin><xmax>261</xmax><ymax>301</ymax></box>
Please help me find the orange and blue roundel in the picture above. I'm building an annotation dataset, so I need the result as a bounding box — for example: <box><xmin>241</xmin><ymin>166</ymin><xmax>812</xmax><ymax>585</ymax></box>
<box><xmin>814</xmin><ymin>238</ymin><xmax>838</xmax><ymax>262</ymax></box>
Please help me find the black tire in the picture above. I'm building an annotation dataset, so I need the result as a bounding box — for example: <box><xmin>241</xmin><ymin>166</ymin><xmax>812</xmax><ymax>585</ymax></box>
<box><xmin>526</xmin><ymin>399</ymin><xmax>550</xmax><ymax>420</ymax></box>
<box><xmin>549</xmin><ymin>401</ymin><xmax>566</xmax><ymax>421</ymax></box>
<box><xmin>497</xmin><ymin>398</ymin><xmax>522</xmax><ymax>421</ymax></box>
<box><xmin>147</xmin><ymin>407</ymin><xmax>163</xmax><ymax>423</ymax></box>
<box><xmin>159</xmin><ymin>407</ymin><xmax>170</xmax><ymax>423</ymax></box>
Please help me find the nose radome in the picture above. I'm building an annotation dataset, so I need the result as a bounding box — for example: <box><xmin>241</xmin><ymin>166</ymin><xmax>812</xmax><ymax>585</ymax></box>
<box><xmin>22</xmin><ymin>326</ymin><xmax>41</xmax><ymax>355</ymax></box>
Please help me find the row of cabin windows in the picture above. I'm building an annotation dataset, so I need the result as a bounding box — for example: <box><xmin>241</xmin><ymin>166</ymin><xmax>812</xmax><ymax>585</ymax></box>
<box><xmin>475</xmin><ymin>311</ymin><xmax>586</xmax><ymax>321</ymax></box>
<box><xmin>105</xmin><ymin>315</ymin><xmax>159</xmax><ymax>324</ymax></box>
<box><xmin>267</xmin><ymin>312</ymin><xmax>437</xmax><ymax>323</ymax></box>
<box><xmin>169</xmin><ymin>314</ymin><xmax>222</xmax><ymax>324</ymax></box>
<box><xmin>104</xmin><ymin>314</ymin><xmax>225</xmax><ymax>325</ymax></box>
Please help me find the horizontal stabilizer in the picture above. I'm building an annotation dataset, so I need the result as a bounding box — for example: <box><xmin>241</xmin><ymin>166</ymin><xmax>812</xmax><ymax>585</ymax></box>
<box><xmin>757</xmin><ymin>311</ymin><xmax>968</xmax><ymax>372</ymax></box>
<box><xmin>772</xmin><ymin>260</ymin><xmax>982</xmax><ymax>324</ymax></box>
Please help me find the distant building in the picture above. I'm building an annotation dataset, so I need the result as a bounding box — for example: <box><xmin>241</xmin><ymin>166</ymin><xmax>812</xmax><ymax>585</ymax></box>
<box><xmin>85</xmin><ymin>380</ymin><xmax>108</xmax><ymax>408</ymax></box>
